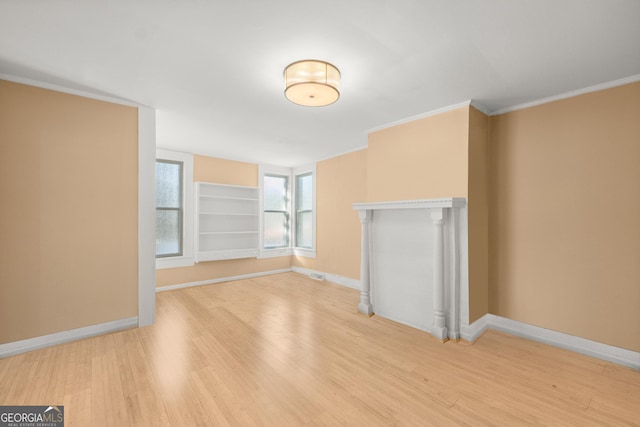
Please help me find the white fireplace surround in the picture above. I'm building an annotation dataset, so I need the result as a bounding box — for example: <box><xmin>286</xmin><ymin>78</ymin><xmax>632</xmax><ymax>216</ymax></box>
<box><xmin>353</xmin><ymin>198</ymin><xmax>469</xmax><ymax>341</ymax></box>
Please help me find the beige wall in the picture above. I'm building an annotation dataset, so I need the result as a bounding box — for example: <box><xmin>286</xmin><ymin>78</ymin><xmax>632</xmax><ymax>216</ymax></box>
<box><xmin>0</xmin><ymin>80</ymin><xmax>139</xmax><ymax>344</ymax></box>
<box><xmin>489</xmin><ymin>82</ymin><xmax>640</xmax><ymax>352</ymax></box>
<box><xmin>156</xmin><ymin>257</ymin><xmax>290</xmax><ymax>287</ymax></box>
<box><xmin>156</xmin><ymin>154</ymin><xmax>290</xmax><ymax>288</ymax></box>
<box><xmin>292</xmin><ymin>149</ymin><xmax>367</xmax><ymax>280</ymax></box>
<box><xmin>6</xmin><ymin>73</ymin><xmax>636</xmax><ymax>356</ymax></box>
<box><xmin>366</xmin><ymin>106</ymin><xmax>491</xmax><ymax>323</ymax></box>
<box><xmin>468</xmin><ymin>107</ymin><xmax>490</xmax><ymax>322</ymax></box>
<box><xmin>367</xmin><ymin>107</ymin><xmax>469</xmax><ymax>202</ymax></box>
<box><xmin>194</xmin><ymin>155</ymin><xmax>258</xmax><ymax>186</ymax></box>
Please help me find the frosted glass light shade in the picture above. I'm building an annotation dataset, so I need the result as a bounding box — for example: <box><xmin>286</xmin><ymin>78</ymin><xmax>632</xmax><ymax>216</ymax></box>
<box><xmin>284</xmin><ymin>60</ymin><xmax>340</xmax><ymax>107</ymax></box>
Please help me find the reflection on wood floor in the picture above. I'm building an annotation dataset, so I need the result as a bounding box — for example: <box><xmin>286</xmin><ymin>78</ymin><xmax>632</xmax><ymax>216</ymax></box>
<box><xmin>1</xmin><ymin>272</ymin><xmax>639</xmax><ymax>426</ymax></box>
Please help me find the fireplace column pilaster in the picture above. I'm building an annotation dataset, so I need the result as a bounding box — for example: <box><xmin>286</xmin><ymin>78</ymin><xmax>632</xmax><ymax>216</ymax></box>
<box><xmin>357</xmin><ymin>210</ymin><xmax>374</xmax><ymax>316</ymax></box>
<box><xmin>430</xmin><ymin>208</ymin><xmax>448</xmax><ymax>341</ymax></box>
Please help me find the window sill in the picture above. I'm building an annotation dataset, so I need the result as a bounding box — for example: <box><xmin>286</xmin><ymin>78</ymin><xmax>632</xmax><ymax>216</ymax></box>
<box><xmin>258</xmin><ymin>248</ymin><xmax>293</xmax><ymax>259</ymax></box>
<box><xmin>293</xmin><ymin>248</ymin><xmax>316</xmax><ymax>259</ymax></box>
<box><xmin>156</xmin><ymin>256</ymin><xmax>195</xmax><ymax>270</ymax></box>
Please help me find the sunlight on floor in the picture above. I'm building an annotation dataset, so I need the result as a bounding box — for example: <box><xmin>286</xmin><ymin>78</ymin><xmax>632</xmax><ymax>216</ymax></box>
<box><xmin>152</xmin><ymin>309</ymin><xmax>188</xmax><ymax>399</ymax></box>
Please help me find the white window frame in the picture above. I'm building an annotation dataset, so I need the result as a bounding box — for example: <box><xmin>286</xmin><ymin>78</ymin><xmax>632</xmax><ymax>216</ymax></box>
<box><xmin>155</xmin><ymin>149</ymin><xmax>194</xmax><ymax>269</ymax></box>
<box><xmin>258</xmin><ymin>164</ymin><xmax>293</xmax><ymax>258</ymax></box>
<box><xmin>258</xmin><ymin>163</ymin><xmax>316</xmax><ymax>259</ymax></box>
<box><xmin>292</xmin><ymin>164</ymin><xmax>317</xmax><ymax>258</ymax></box>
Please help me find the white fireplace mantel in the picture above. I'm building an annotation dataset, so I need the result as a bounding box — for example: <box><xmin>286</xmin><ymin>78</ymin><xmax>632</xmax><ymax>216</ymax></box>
<box><xmin>353</xmin><ymin>197</ymin><xmax>468</xmax><ymax>342</ymax></box>
<box><xmin>353</xmin><ymin>197</ymin><xmax>466</xmax><ymax>212</ymax></box>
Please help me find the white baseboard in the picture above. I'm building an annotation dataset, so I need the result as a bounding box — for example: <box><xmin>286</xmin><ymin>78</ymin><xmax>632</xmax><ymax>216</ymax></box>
<box><xmin>463</xmin><ymin>314</ymin><xmax>640</xmax><ymax>370</ymax></box>
<box><xmin>0</xmin><ymin>316</ymin><xmax>138</xmax><ymax>358</ymax></box>
<box><xmin>291</xmin><ymin>266</ymin><xmax>361</xmax><ymax>290</ymax></box>
<box><xmin>155</xmin><ymin>268</ymin><xmax>292</xmax><ymax>292</ymax></box>
<box><xmin>460</xmin><ymin>313</ymin><xmax>491</xmax><ymax>343</ymax></box>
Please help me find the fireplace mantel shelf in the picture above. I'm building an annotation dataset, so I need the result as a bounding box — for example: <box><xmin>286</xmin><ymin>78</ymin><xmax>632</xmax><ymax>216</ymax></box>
<box><xmin>353</xmin><ymin>197</ymin><xmax>466</xmax><ymax>212</ymax></box>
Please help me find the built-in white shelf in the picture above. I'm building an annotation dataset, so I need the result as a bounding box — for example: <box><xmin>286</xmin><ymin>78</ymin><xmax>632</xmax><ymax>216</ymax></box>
<box><xmin>199</xmin><ymin>231</ymin><xmax>259</xmax><ymax>235</ymax></box>
<box><xmin>196</xmin><ymin>182</ymin><xmax>259</xmax><ymax>262</ymax></box>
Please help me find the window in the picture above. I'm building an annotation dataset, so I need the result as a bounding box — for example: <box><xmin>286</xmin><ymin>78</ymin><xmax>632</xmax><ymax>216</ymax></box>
<box><xmin>259</xmin><ymin>164</ymin><xmax>316</xmax><ymax>258</ymax></box>
<box><xmin>155</xmin><ymin>149</ymin><xmax>194</xmax><ymax>269</ymax></box>
<box><xmin>263</xmin><ymin>173</ymin><xmax>289</xmax><ymax>249</ymax></box>
<box><xmin>156</xmin><ymin>160</ymin><xmax>183</xmax><ymax>257</ymax></box>
<box><xmin>295</xmin><ymin>172</ymin><xmax>313</xmax><ymax>248</ymax></box>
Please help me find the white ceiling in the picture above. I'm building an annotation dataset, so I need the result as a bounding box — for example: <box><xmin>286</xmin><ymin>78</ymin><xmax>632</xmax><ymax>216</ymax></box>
<box><xmin>1</xmin><ymin>1</ymin><xmax>639</xmax><ymax>167</ymax></box>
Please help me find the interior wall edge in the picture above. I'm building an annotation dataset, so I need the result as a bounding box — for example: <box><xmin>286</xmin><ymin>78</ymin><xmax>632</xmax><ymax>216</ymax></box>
<box><xmin>466</xmin><ymin>105</ymin><xmax>490</xmax><ymax>323</ymax></box>
<box><xmin>138</xmin><ymin>105</ymin><xmax>157</xmax><ymax>327</ymax></box>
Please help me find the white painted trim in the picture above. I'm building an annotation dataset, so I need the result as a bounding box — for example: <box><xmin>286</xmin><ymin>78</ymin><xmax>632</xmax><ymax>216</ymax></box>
<box><xmin>293</xmin><ymin>163</ymin><xmax>317</xmax><ymax>253</ymax></box>
<box><xmin>156</xmin><ymin>256</ymin><xmax>195</xmax><ymax>269</ymax></box>
<box><xmin>366</xmin><ymin>75</ymin><xmax>640</xmax><ymax>133</ymax></box>
<box><xmin>355</xmin><ymin>198</ymin><xmax>467</xmax><ymax>338</ymax></box>
<box><xmin>292</xmin><ymin>248</ymin><xmax>316</xmax><ymax>259</ymax></box>
<box><xmin>491</xmin><ymin>74</ymin><xmax>640</xmax><ymax>116</ymax></box>
<box><xmin>155</xmin><ymin>268</ymin><xmax>292</xmax><ymax>292</ymax></box>
<box><xmin>316</xmin><ymin>146</ymin><xmax>368</xmax><ymax>164</ymax></box>
<box><xmin>447</xmin><ymin>206</ymin><xmax>461</xmax><ymax>340</ymax></box>
<box><xmin>353</xmin><ymin>198</ymin><xmax>467</xmax><ymax>211</ymax></box>
<box><xmin>457</xmin><ymin>206</ymin><xmax>470</xmax><ymax>327</ymax></box>
<box><xmin>291</xmin><ymin>266</ymin><xmax>361</xmax><ymax>290</ymax></box>
<box><xmin>258</xmin><ymin>248</ymin><xmax>293</xmax><ymax>259</ymax></box>
<box><xmin>367</xmin><ymin>101</ymin><xmax>472</xmax><ymax>134</ymax></box>
<box><xmin>155</xmin><ymin>148</ymin><xmax>195</xmax><ymax>269</ymax></box>
<box><xmin>258</xmin><ymin>163</ymin><xmax>318</xmax><ymax>256</ymax></box>
<box><xmin>0</xmin><ymin>317</ymin><xmax>138</xmax><ymax>358</ymax></box>
<box><xmin>469</xmin><ymin>100</ymin><xmax>491</xmax><ymax>116</ymax></box>
<box><xmin>0</xmin><ymin>72</ymin><xmax>141</xmax><ymax>107</ymax></box>
<box><xmin>488</xmin><ymin>315</ymin><xmax>640</xmax><ymax>370</ymax></box>
<box><xmin>138</xmin><ymin>106</ymin><xmax>157</xmax><ymax>327</ymax></box>
<box><xmin>258</xmin><ymin>164</ymin><xmax>292</xmax><ymax>252</ymax></box>
<box><xmin>197</xmin><ymin>249</ymin><xmax>260</xmax><ymax>262</ymax></box>
<box><xmin>460</xmin><ymin>313</ymin><xmax>491</xmax><ymax>343</ymax></box>
<box><xmin>462</xmin><ymin>314</ymin><xmax>640</xmax><ymax>370</ymax></box>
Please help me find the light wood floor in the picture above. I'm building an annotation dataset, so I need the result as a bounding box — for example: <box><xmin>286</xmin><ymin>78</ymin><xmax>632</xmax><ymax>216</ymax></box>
<box><xmin>1</xmin><ymin>272</ymin><xmax>639</xmax><ymax>426</ymax></box>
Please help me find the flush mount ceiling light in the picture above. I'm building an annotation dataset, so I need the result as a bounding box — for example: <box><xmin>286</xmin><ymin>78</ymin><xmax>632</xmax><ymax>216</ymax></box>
<box><xmin>284</xmin><ymin>60</ymin><xmax>340</xmax><ymax>107</ymax></box>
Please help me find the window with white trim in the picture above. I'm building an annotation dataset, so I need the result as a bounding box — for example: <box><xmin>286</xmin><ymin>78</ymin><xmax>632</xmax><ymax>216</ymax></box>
<box><xmin>263</xmin><ymin>173</ymin><xmax>290</xmax><ymax>249</ymax></box>
<box><xmin>156</xmin><ymin>159</ymin><xmax>183</xmax><ymax>257</ymax></box>
<box><xmin>259</xmin><ymin>164</ymin><xmax>316</xmax><ymax>258</ymax></box>
<box><xmin>294</xmin><ymin>168</ymin><xmax>315</xmax><ymax>250</ymax></box>
<box><xmin>155</xmin><ymin>149</ymin><xmax>194</xmax><ymax>269</ymax></box>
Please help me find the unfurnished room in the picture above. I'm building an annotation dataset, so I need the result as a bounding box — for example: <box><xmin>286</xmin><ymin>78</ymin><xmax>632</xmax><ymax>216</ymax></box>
<box><xmin>1</xmin><ymin>1</ymin><xmax>639</xmax><ymax>426</ymax></box>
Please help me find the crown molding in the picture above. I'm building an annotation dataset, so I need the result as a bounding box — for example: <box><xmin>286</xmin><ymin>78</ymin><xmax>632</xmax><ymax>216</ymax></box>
<box><xmin>316</xmin><ymin>144</ymin><xmax>368</xmax><ymax>163</ymax></box>
<box><xmin>491</xmin><ymin>74</ymin><xmax>640</xmax><ymax>116</ymax></box>
<box><xmin>365</xmin><ymin>74</ymin><xmax>640</xmax><ymax>131</ymax></box>
<box><xmin>0</xmin><ymin>72</ymin><xmax>145</xmax><ymax>108</ymax></box>
<box><xmin>469</xmin><ymin>100</ymin><xmax>491</xmax><ymax>116</ymax></box>
<box><xmin>367</xmin><ymin>100</ymin><xmax>472</xmax><ymax>134</ymax></box>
